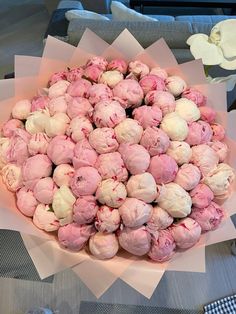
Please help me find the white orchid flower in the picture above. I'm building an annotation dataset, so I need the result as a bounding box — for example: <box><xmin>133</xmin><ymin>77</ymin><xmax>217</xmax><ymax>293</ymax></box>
<box><xmin>187</xmin><ymin>19</ymin><xmax>236</xmax><ymax>70</ymax></box>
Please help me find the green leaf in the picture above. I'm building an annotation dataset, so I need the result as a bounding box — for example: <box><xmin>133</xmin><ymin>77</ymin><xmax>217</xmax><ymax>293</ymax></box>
<box><xmin>204</xmin><ymin>65</ymin><xmax>212</xmax><ymax>77</ymax></box>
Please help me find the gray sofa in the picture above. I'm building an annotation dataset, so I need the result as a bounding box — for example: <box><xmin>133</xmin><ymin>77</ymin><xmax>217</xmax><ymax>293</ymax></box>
<box><xmin>65</xmin><ymin>2</ymin><xmax>235</xmax><ymax>62</ymax></box>
<box><xmin>68</xmin><ymin>18</ymin><xmax>228</xmax><ymax>63</ymax></box>
<box><xmin>54</xmin><ymin>1</ymin><xmax>236</xmax><ymax>108</ymax></box>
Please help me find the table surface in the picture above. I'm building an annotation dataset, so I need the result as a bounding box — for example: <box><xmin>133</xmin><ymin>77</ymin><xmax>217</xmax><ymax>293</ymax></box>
<box><xmin>0</xmin><ymin>240</ymin><xmax>236</xmax><ymax>314</ymax></box>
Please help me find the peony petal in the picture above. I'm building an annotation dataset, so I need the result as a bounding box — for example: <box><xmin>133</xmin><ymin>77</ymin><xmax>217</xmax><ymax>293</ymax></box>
<box><xmin>186</xmin><ymin>34</ymin><xmax>209</xmax><ymax>46</ymax></box>
<box><xmin>220</xmin><ymin>56</ymin><xmax>236</xmax><ymax>70</ymax></box>
<box><xmin>190</xmin><ymin>37</ymin><xmax>224</xmax><ymax>65</ymax></box>
<box><xmin>218</xmin><ymin>20</ymin><xmax>236</xmax><ymax>59</ymax></box>
<box><xmin>209</xmin><ymin>74</ymin><xmax>236</xmax><ymax>91</ymax></box>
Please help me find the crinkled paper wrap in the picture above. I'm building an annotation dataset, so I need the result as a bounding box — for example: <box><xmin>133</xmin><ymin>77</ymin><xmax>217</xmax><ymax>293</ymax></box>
<box><xmin>1</xmin><ymin>29</ymin><xmax>236</xmax><ymax>299</ymax></box>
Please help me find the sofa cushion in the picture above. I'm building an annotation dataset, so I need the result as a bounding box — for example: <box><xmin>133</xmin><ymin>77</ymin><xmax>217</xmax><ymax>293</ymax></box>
<box><xmin>143</xmin><ymin>15</ymin><xmax>175</xmax><ymax>21</ymax></box>
<box><xmin>191</xmin><ymin>22</ymin><xmax>217</xmax><ymax>34</ymax></box>
<box><xmin>111</xmin><ymin>1</ymin><xmax>158</xmax><ymax>21</ymax></box>
<box><xmin>176</xmin><ymin>15</ymin><xmax>236</xmax><ymax>23</ymax></box>
<box><xmin>65</xmin><ymin>9</ymin><xmax>110</xmax><ymax>21</ymax></box>
<box><xmin>68</xmin><ymin>19</ymin><xmax>194</xmax><ymax>48</ymax></box>
<box><xmin>104</xmin><ymin>14</ymin><xmax>175</xmax><ymax>21</ymax></box>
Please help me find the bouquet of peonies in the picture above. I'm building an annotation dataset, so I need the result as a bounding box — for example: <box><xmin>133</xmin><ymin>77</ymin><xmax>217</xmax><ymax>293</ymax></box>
<box><xmin>0</xmin><ymin>30</ymin><xmax>236</xmax><ymax>298</ymax></box>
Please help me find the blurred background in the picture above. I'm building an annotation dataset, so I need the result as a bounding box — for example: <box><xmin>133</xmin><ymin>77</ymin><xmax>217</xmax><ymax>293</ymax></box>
<box><xmin>0</xmin><ymin>0</ymin><xmax>50</xmax><ymax>79</ymax></box>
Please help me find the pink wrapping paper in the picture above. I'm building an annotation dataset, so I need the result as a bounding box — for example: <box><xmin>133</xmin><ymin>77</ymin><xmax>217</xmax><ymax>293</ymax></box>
<box><xmin>0</xmin><ymin>29</ymin><xmax>236</xmax><ymax>299</ymax></box>
<box><xmin>0</xmin><ymin>79</ymin><xmax>15</xmax><ymax>100</ymax></box>
<box><xmin>77</xmin><ymin>29</ymin><xmax>110</xmax><ymax>55</ymax></box>
<box><xmin>14</xmin><ymin>55</ymin><xmax>41</xmax><ymax>78</ymax></box>
<box><xmin>120</xmin><ymin>259</ymin><xmax>166</xmax><ymax>298</ymax></box>
<box><xmin>203</xmin><ymin>217</ymin><xmax>236</xmax><ymax>246</ymax></box>
<box><xmin>69</xmin><ymin>47</ymin><xmax>94</xmax><ymax>68</ymax></box>
<box><xmin>21</xmin><ymin>234</ymin><xmax>89</xmax><ymax>279</ymax></box>
<box><xmin>87</xmin><ymin>249</ymin><xmax>138</xmax><ymax>278</ymax></box>
<box><xmin>73</xmin><ymin>259</ymin><xmax>118</xmax><ymax>298</ymax></box>
<box><xmin>167</xmin><ymin>237</ymin><xmax>206</xmax><ymax>273</ymax></box>
<box><xmin>108</xmin><ymin>29</ymin><xmax>144</xmax><ymax>61</ymax></box>
<box><xmin>144</xmin><ymin>38</ymin><xmax>178</xmax><ymax>68</ymax></box>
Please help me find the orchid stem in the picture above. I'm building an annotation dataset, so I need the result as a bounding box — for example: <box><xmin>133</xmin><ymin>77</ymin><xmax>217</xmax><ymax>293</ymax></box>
<box><xmin>204</xmin><ymin>65</ymin><xmax>212</xmax><ymax>77</ymax></box>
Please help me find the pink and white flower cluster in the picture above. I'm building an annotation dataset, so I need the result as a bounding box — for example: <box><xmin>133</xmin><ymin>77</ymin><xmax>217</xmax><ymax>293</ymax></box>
<box><xmin>0</xmin><ymin>56</ymin><xmax>234</xmax><ymax>261</ymax></box>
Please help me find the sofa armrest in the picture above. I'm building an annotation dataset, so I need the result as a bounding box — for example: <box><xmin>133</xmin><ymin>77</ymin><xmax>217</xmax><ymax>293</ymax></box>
<box><xmin>44</xmin><ymin>9</ymin><xmax>71</xmax><ymax>38</ymax></box>
<box><xmin>44</xmin><ymin>1</ymin><xmax>84</xmax><ymax>38</ymax></box>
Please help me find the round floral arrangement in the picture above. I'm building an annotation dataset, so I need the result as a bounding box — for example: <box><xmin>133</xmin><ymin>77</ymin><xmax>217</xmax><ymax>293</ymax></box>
<box><xmin>0</xmin><ymin>56</ymin><xmax>235</xmax><ymax>262</ymax></box>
